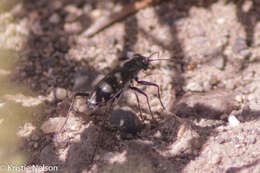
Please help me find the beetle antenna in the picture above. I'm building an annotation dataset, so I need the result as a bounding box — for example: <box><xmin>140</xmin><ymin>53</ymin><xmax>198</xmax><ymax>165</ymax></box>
<box><xmin>147</xmin><ymin>52</ymin><xmax>159</xmax><ymax>59</ymax></box>
<box><xmin>147</xmin><ymin>52</ymin><xmax>172</xmax><ymax>61</ymax></box>
<box><xmin>149</xmin><ymin>58</ymin><xmax>172</xmax><ymax>61</ymax></box>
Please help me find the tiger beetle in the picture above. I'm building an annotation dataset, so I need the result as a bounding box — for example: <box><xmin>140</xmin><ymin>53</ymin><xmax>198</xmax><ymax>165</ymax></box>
<box><xmin>60</xmin><ymin>53</ymin><xmax>170</xmax><ymax>132</ymax></box>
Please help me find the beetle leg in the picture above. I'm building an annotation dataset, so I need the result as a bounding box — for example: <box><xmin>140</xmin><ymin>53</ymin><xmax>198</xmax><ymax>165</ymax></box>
<box><xmin>59</xmin><ymin>92</ymin><xmax>90</xmax><ymax>133</ymax></box>
<box><xmin>112</xmin><ymin>90</ymin><xmax>123</xmax><ymax>105</ymax></box>
<box><xmin>106</xmin><ymin>90</ymin><xmax>123</xmax><ymax>112</ymax></box>
<box><xmin>133</xmin><ymin>90</ymin><xmax>144</xmax><ymax>120</ymax></box>
<box><xmin>129</xmin><ymin>86</ymin><xmax>154</xmax><ymax>121</ymax></box>
<box><xmin>130</xmin><ymin>80</ymin><xmax>144</xmax><ymax>120</ymax></box>
<box><xmin>135</xmin><ymin>77</ymin><xmax>166</xmax><ymax>110</ymax></box>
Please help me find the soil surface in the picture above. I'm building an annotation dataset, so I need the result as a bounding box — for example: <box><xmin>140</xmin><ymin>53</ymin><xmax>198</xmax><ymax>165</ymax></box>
<box><xmin>2</xmin><ymin>0</ymin><xmax>260</xmax><ymax>172</ymax></box>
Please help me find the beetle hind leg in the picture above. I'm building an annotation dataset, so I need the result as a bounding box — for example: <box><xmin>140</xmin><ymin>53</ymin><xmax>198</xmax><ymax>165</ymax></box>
<box><xmin>133</xmin><ymin>91</ymin><xmax>144</xmax><ymax>121</ymax></box>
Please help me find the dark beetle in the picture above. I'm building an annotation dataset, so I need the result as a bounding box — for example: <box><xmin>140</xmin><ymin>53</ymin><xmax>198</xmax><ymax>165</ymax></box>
<box><xmin>88</xmin><ymin>53</ymin><xmax>155</xmax><ymax>109</ymax></box>
<box><xmin>61</xmin><ymin>53</ymin><xmax>168</xmax><ymax>131</ymax></box>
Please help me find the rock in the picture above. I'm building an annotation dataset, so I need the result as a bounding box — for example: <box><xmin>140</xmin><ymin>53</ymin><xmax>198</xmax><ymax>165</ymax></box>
<box><xmin>186</xmin><ymin>82</ymin><xmax>204</xmax><ymax>92</ymax></box>
<box><xmin>64</xmin><ymin>22</ymin><xmax>82</xmax><ymax>34</ymax></box>
<box><xmin>224</xmin><ymin>80</ymin><xmax>236</xmax><ymax>90</ymax></box>
<box><xmin>64</xmin><ymin>4</ymin><xmax>82</xmax><ymax>16</ymax></box>
<box><xmin>239</xmin><ymin>49</ymin><xmax>251</xmax><ymax>59</ymax></box>
<box><xmin>173</xmin><ymin>90</ymin><xmax>238</xmax><ymax>119</ymax></box>
<box><xmin>228</xmin><ymin>114</ymin><xmax>240</xmax><ymax>127</ymax></box>
<box><xmin>55</xmin><ymin>88</ymin><xmax>67</xmax><ymax>100</ymax></box>
<box><xmin>216</xmin><ymin>137</ymin><xmax>226</xmax><ymax>144</ymax></box>
<box><xmin>108</xmin><ymin>106</ymin><xmax>142</xmax><ymax>136</ymax></box>
<box><xmin>52</xmin><ymin>1</ymin><xmax>63</xmax><ymax>10</ymax></box>
<box><xmin>232</xmin><ymin>37</ymin><xmax>248</xmax><ymax>53</ymax></box>
<box><xmin>17</xmin><ymin>123</ymin><xmax>36</xmax><ymax>138</ymax></box>
<box><xmin>46</xmin><ymin>90</ymin><xmax>56</xmax><ymax>102</ymax></box>
<box><xmin>235</xmin><ymin>94</ymin><xmax>244</xmax><ymax>103</ymax></box>
<box><xmin>91</xmin><ymin>9</ymin><xmax>102</xmax><ymax>19</ymax></box>
<box><xmin>212</xmin><ymin>56</ymin><xmax>225</xmax><ymax>70</ymax></box>
<box><xmin>33</xmin><ymin>142</ymin><xmax>39</xmax><ymax>149</ymax></box>
<box><xmin>248</xmin><ymin>137</ymin><xmax>257</xmax><ymax>144</ymax></box>
<box><xmin>41</xmin><ymin>117</ymin><xmax>66</xmax><ymax>134</ymax></box>
<box><xmin>49</xmin><ymin>13</ymin><xmax>60</xmax><ymax>24</ymax></box>
<box><xmin>216</xmin><ymin>18</ymin><xmax>225</xmax><ymax>24</ymax></box>
<box><xmin>31</xmin><ymin>134</ymin><xmax>40</xmax><ymax>141</ymax></box>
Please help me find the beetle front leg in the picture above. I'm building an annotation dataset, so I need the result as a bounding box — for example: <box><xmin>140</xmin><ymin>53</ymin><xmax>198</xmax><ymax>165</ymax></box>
<box><xmin>134</xmin><ymin>77</ymin><xmax>166</xmax><ymax>110</ymax></box>
<box><xmin>129</xmin><ymin>86</ymin><xmax>154</xmax><ymax>121</ymax></box>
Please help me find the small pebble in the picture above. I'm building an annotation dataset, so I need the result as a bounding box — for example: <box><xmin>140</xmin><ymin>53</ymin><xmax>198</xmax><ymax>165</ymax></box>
<box><xmin>64</xmin><ymin>22</ymin><xmax>82</xmax><ymax>34</ymax></box>
<box><xmin>217</xmin><ymin>18</ymin><xmax>225</xmax><ymax>24</ymax></box>
<box><xmin>52</xmin><ymin>1</ymin><xmax>63</xmax><ymax>10</ymax></box>
<box><xmin>192</xmin><ymin>149</ymin><xmax>199</xmax><ymax>156</ymax></box>
<box><xmin>224</xmin><ymin>80</ymin><xmax>235</xmax><ymax>90</ymax></box>
<box><xmin>49</xmin><ymin>13</ymin><xmax>60</xmax><ymax>24</ymax></box>
<box><xmin>186</xmin><ymin>82</ymin><xmax>204</xmax><ymax>92</ymax></box>
<box><xmin>232</xmin><ymin>37</ymin><xmax>248</xmax><ymax>53</ymax></box>
<box><xmin>247</xmin><ymin>94</ymin><xmax>256</xmax><ymax>102</ymax></box>
<box><xmin>239</xmin><ymin>49</ymin><xmax>251</xmax><ymax>59</ymax></box>
<box><xmin>232</xmin><ymin>137</ymin><xmax>240</xmax><ymax>145</ymax></box>
<box><xmin>235</xmin><ymin>94</ymin><xmax>244</xmax><ymax>103</ymax></box>
<box><xmin>87</xmin><ymin>40</ymin><xmax>96</xmax><ymax>47</ymax></box>
<box><xmin>126</xmin><ymin>51</ymin><xmax>135</xmax><ymax>58</ymax></box>
<box><xmin>33</xmin><ymin>142</ymin><xmax>39</xmax><ymax>149</ymax></box>
<box><xmin>103</xmin><ymin>152</ymin><xmax>114</xmax><ymax>162</ymax></box>
<box><xmin>83</xmin><ymin>4</ymin><xmax>93</xmax><ymax>13</ymax></box>
<box><xmin>94</xmin><ymin>154</ymin><xmax>100</xmax><ymax>161</ymax></box>
<box><xmin>55</xmin><ymin>88</ymin><xmax>67</xmax><ymax>100</ymax></box>
<box><xmin>249</xmin><ymin>55</ymin><xmax>260</xmax><ymax>62</ymax></box>
<box><xmin>210</xmin><ymin>154</ymin><xmax>222</xmax><ymax>164</ymax></box>
<box><xmin>31</xmin><ymin>134</ymin><xmax>40</xmax><ymax>141</ymax></box>
<box><xmin>216</xmin><ymin>137</ymin><xmax>226</xmax><ymax>144</ymax></box>
<box><xmin>65</xmin><ymin>14</ymin><xmax>78</xmax><ymax>22</ymax></box>
<box><xmin>212</xmin><ymin>56</ymin><xmax>225</xmax><ymax>70</ymax></box>
<box><xmin>91</xmin><ymin>9</ymin><xmax>102</xmax><ymax>18</ymax></box>
<box><xmin>64</xmin><ymin>5</ymin><xmax>82</xmax><ymax>16</ymax></box>
<box><xmin>153</xmin><ymin>130</ymin><xmax>162</xmax><ymax>138</ymax></box>
<box><xmin>108</xmin><ymin>37</ymin><xmax>118</xmax><ymax>46</ymax></box>
<box><xmin>41</xmin><ymin>117</ymin><xmax>66</xmax><ymax>134</ymax></box>
<box><xmin>47</xmin><ymin>90</ymin><xmax>55</xmax><ymax>102</ymax></box>
<box><xmin>228</xmin><ymin>114</ymin><xmax>240</xmax><ymax>127</ymax></box>
<box><xmin>248</xmin><ymin>137</ymin><xmax>257</xmax><ymax>144</ymax></box>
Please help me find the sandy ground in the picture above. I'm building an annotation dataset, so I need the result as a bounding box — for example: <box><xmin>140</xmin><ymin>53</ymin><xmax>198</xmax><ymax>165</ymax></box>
<box><xmin>1</xmin><ymin>0</ymin><xmax>260</xmax><ymax>172</ymax></box>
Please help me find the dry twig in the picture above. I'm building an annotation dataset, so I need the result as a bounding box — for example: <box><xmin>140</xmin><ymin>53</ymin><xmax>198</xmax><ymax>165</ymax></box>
<box><xmin>83</xmin><ymin>0</ymin><xmax>166</xmax><ymax>37</ymax></box>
